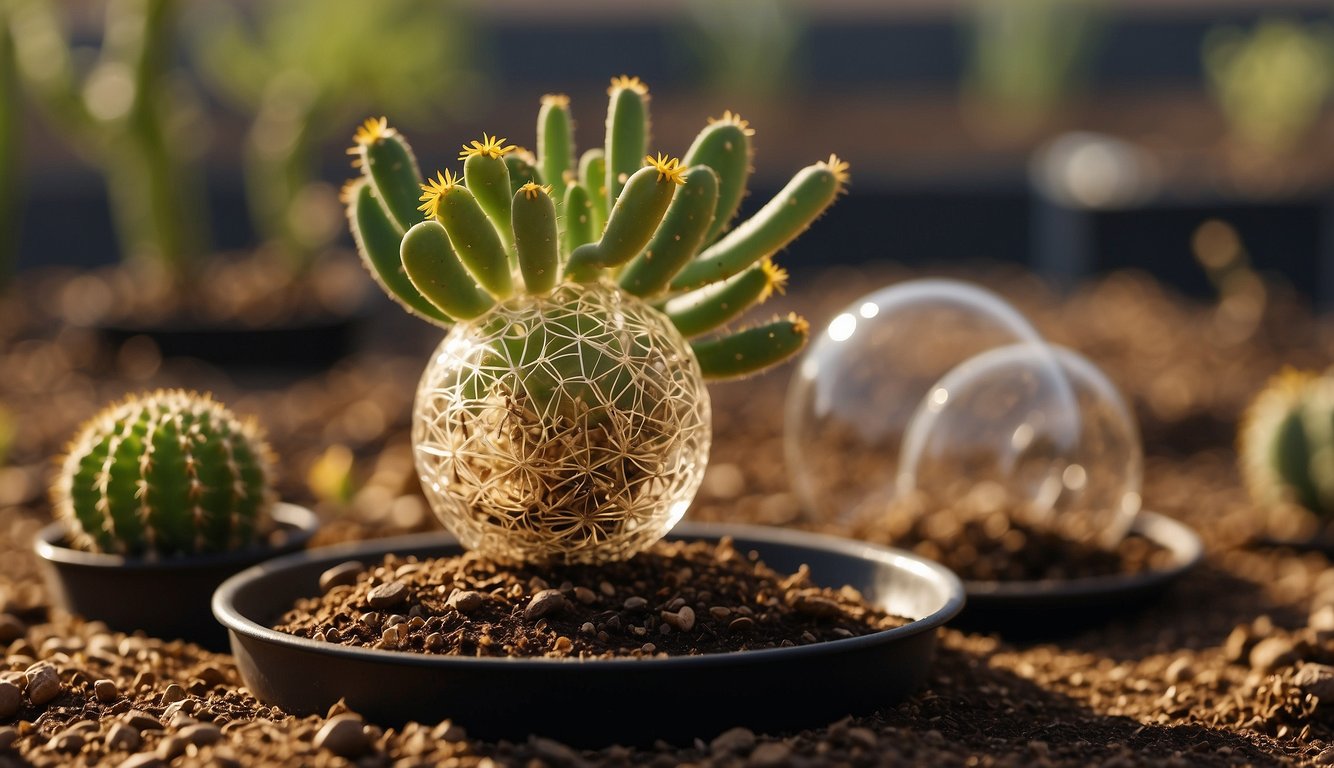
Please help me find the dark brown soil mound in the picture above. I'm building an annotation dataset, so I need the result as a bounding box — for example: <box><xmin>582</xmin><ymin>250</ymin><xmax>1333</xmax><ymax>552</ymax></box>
<box><xmin>273</xmin><ymin>538</ymin><xmax>904</xmax><ymax>658</ymax></box>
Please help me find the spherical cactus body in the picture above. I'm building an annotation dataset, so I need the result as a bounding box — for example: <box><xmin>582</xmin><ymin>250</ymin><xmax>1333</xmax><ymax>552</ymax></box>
<box><xmin>53</xmin><ymin>390</ymin><xmax>275</xmax><ymax>557</ymax></box>
<box><xmin>1240</xmin><ymin>369</ymin><xmax>1334</xmax><ymax>517</ymax></box>
<box><xmin>415</xmin><ymin>281</ymin><xmax>711</xmax><ymax>564</ymax></box>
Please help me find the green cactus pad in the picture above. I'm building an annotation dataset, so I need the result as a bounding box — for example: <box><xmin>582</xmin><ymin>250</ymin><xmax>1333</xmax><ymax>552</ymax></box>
<box><xmin>538</xmin><ymin>95</ymin><xmax>575</xmax><ymax>203</ymax></box>
<box><xmin>461</xmin><ymin>141</ymin><xmax>516</xmax><ymax>257</ymax></box>
<box><xmin>691</xmin><ymin>315</ymin><xmax>809</xmax><ymax>380</ymax></box>
<box><xmin>672</xmin><ymin>157</ymin><xmax>848</xmax><ymax>291</ymax></box>
<box><xmin>401</xmin><ymin>220</ymin><xmax>495</xmax><ymax>320</ymax></box>
<box><xmin>665</xmin><ymin>258</ymin><xmax>785</xmax><ymax>338</ymax></box>
<box><xmin>605</xmin><ymin>76</ymin><xmax>650</xmax><ymax>207</ymax></box>
<box><xmin>351</xmin><ymin>119</ymin><xmax>424</xmax><ymax>232</ymax></box>
<box><xmin>579</xmin><ymin>148</ymin><xmax>609</xmax><ymax>234</ymax></box>
<box><xmin>565</xmin><ymin>158</ymin><xmax>683</xmax><ymax>282</ymax></box>
<box><xmin>513</xmin><ymin>183</ymin><xmax>560</xmax><ymax>295</ymax></box>
<box><xmin>346</xmin><ymin>179</ymin><xmax>451</xmax><ymax>326</ymax></box>
<box><xmin>682</xmin><ymin>113</ymin><xmax>754</xmax><ymax>244</ymax></box>
<box><xmin>620</xmin><ymin>165</ymin><xmax>719</xmax><ymax>298</ymax></box>
<box><xmin>52</xmin><ymin>390</ymin><xmax>274</xmax><ymax>557</ymax></box>
<box><xmin>423</xmin><ymin>172</ymin><xmax>514</xmax><ymax>299</ymax></box>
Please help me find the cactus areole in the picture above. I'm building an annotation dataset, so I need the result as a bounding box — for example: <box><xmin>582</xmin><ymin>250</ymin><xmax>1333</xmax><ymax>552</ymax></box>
<box><xmin>346</xmin><ymin>76</ymin><xmax>847</xmax><ymax>564</ymax></box>
<box><xmin>53</xmin><ymin>390</ymin><xmax>275</xmax><ymax>558</ymax></box>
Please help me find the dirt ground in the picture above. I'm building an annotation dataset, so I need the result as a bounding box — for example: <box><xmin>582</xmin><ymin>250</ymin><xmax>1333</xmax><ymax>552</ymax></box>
<box><xmin>4</xmin><ymin>264</ymin><xmax>1334</xmax><ymax>766</ymax></box>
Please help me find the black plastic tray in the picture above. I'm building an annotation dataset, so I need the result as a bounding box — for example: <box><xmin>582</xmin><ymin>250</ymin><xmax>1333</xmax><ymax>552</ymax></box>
<box><xmin>213</xmin><ymin>522</ymin><xmax>964</xmax><ymax>746</ymax></box>
<box><xmin>35</xmin><ymin>503</ymin><xmax>319</xmax><ymax>650</ymax></box>
<box><xmin>957</xmin><ymin>510</ymin><xmax>1203</xmax><ymax>637</ymax></box>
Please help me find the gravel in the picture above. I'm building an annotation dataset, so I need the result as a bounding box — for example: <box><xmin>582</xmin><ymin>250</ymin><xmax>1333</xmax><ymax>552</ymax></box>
<box><xmin>5</xmin><ymin>266</ymin><xmax>1334</xmax><ymax>764</ymax></box>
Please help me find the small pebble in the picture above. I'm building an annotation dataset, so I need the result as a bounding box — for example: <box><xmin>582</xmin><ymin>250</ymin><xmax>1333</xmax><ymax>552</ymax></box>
<box><xmin>116</xmin><ymin>754</ymin><xmax>165</xmax><ymax>768</ymax></box>
<box><xmin>525</xmin><ymin>589</ymin><xmax>568</xmax><ymax>620</ymax></box>
<box><xmin>106</xmin><ymin>722</ymin><xmax>141</xmax><ymax>751</ymax></box>
<box><xmin>662</xmin><ymin>606</ymin><xmax>696</xmax><ymax>632</ymax></box>
<box><xmin>368</xmin><ymin>581</ymin><xmax>408</xmax><ymax>609</ymax></box>
<box><xmin>24</xmin><ymin>665</ymin><xmax>60</xmax><ymax>706</ymax></box>
<box><xmin>729</xmin><ymin>617</ymin><xmax>755</xmax><ymax>633</ymax></box>
<box><xmin>1249</xmin><ymin>637</ymin><xmax>1296</xmax><ymax>672</ymax></box>
<box><xmin>1294</xmin><ymin>664</ymin><xmax>1334</xmax><ymax>703</ymax></box>
<box><xmin>156</xmin><ymin>734</ymin><xmax>187</xmax><ymax>760</ymax></box>
<box><xmin>319</xmin><ymin>561</ymin><xmax>364</xmax><ymax>593</ymax></box>
<box><xmin>95</xmin><ymin>678</ymin><xmax>118</xmax><ymax>703</ymax></box>
<box><xmin>123</xmin><ymin>710</ymin><xmax>165</xmax><ymax>731</ymax></box>
<box><xmin>180</xmin><ymin>722</ymin><xmax>223</xmax><ymax>746</ymax></box>
<box><xmin>623</xmin><ymin>596</ymin><xmax>648</xmax><ymax>611</ymax></box>
<box><xmin>0</xmin><ymin>681</ymin><xmax>19</xmax><ymax>718</ymax></box>
<box><xmin>573</xmin><ymin>586</ymin><xmax>596</xmax><ymax>604</ymax></box>
<box><xmin>711</xmin><ymin>726</ymin><xmax>756</xmax><ymax>755</ymax></box>
<box><xmin>314</xmin><ymin>714</ymin><xmax>369</xmax><ymax>758</ymax></box>
<box><xmin>0</xmin><ymin>614</ymin><xmax>24</xmax><ymax>643</ymax></box>
<box><xmin>791</xmin><ymin>593</ymin><xmax>842</xmax><ymax>618</ymax></box>
<box><xmin>447</xmin><ymin>590</ymin><xmax>483</xmax><ymax>613</ymax></box>
<box><xmin>1164</xmin><ymin>657</ymin><xmax>1194</xmax><ymax>684</ymax></box>
<box><xmin>160</xmin><ymin>683</ymin><xmax>187</xmax><ymax>704</ymax></box>
<box><xmin>749</xmin><ymin>741</ymin><xmax>791</xmax><ymax>767</ymax></box>
<box><xmin>49</xmin><ymin>730</ymin><xmax>85</xmax><ymax>753</ymax></box>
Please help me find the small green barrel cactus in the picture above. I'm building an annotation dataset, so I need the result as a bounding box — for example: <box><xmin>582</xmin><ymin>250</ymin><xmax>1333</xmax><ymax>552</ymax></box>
<box><xmin>1240</xmin><ymin>369</ymin><xmax>1334</xmax><ymax>517</ymax></box>
<box><xmin>52</xmin><ymin>390</ymin><xmax>275</xmax><ymax>557</ymax></box>
<box><xmin>345</xmin><ymin>75</ymin><xmax>846</xmax><ymax>564</ymax></box>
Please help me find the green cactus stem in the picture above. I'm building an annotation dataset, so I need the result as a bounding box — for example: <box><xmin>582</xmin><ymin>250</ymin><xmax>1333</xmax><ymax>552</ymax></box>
<box><xmin>619</xmin><ymin>164</ymin><xmax>719</xmax><ymax>297</ymax></box>
<box><xmin>461</xmin><ymin>133</ymin><xmax>516</xmax><ymax>257</ymax></box>
<box><xmin>682</xmin><ymin>111</ymin><xmax>753</xmax><ymax>244</ymax></box>
<box><xmin>565</xmin><ymin>156</ymin><xmax>683</xmax><ymax>282</ymax></box>
<box><xmin>605</xmin><ymin>75</ymin><xmax>650</xmax><ymax>207</ymax></box>
<box><xmin>401</xmin><ymin>220</ymin><xmax>495</xmax><ymax>320</ymax></box>
<box><xmin>1240</xmin><ymin>369</ymin><xmax>1334</xmax><ymax>517</ymax></box>
<box><xmin>421</xmin><ymin>170</ymin><xmax>514</xmax><ymax>299</ymax></box>
<box><xmin>691</xmin><ymin>314</ymin><xmax>810</xmax><ymax>380</ymax></box>
<box><xmin>348</xmin><ymin>117</ymin><xmax>423</xmax><ymax>232</ymax></box>
<box><xmin>344</xmin><ymin>75</ymin><xmax>847</xmax><ymax>383</ymax></box>
<box><xmin>345</xmin><ymin>178</ymin><xmax>451</xmax><ymax>325</ymax></box>
<box><xmin>503</xmin><ymin>147</ymin><xmax>542</xmax><ymax>193</ymax></box>
<box><xmin>579</xmin><ymin>148</ymin><xmax>608</xmax><ymax>234</ymax></box>
<box><xmin>513</xmin><ymin>183</ymin><xmax>560</xmax><ymax>294</ymax></box>
<box><xmin>562</xmin><ymin>182</ymin><xmax>595</xmax><ymax>255</ymax></box>
<box><xmin>538</xmin><ymin>94</ymin><xmax>575</xmax><ymax>203</ymax></box>
<box><xmin>672</xmin><ymin>156</ymin><xmax>847</xmax><ymax>291</ymax></box>
<box><xmin>52</xmin><ymin>390</ymin><xmax>274</xmax><ymax>557</ymax></box>
<box><xmin>664</xmin><ymin>258</ymin><xmax>787</xmax><ymax>338</ymax></box>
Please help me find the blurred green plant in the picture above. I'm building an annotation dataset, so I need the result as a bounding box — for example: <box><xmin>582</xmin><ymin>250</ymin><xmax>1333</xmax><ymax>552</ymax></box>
<box><xmin>0</xmin><ymin>1</ymin><xmax>18</xmax><ymax>287</ymax></box>
<box><xmin>963</xmin><ymin>0</ymin><xmax>1102</xmax><ymax>129</ymax></box>
<box><xmin>680</xmin><ymin>0</ymin><xmax>802</xmax><ymax>101</ymax></box>
<box><xmin>193</xmin><ymin>0</ymin><xmax>473</xmax><ymax>270</ymax></box>
<box><xmin>7</xmin><ymin>0</ymin><xmax>206</xmax><ymax>274</ymax></box>
<box><xmin>1204</xmin><ymin>18</ymin><xmax>1334</xmax><ymax>156</ymax></box>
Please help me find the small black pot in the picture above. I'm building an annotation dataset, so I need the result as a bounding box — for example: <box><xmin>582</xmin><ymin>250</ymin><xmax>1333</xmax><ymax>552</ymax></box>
<box><xmin>213</xmin><ymin>523</ymin><xmax>964</xmax><ymax>747</ymax></box>
<box><xmin>35</xmin><ymin>503</ymin><xmax>319</xmax><ymax>651</ymax></box>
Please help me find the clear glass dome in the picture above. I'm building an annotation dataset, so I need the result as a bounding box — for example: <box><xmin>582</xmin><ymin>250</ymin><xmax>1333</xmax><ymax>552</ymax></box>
<box><xmin>413</xmin><ymin>282</ymin><xmax>712</xmax><ymax>564</ymax></box>
<box><xmin>784</xmin><ymin>279</ymin><xmax>1049</xmax><ymax>522</ymax></box>
<box><xmin>899</xmin><ymin>344</ymin><xmax>1142</xmax><ymax>547</ymax></box>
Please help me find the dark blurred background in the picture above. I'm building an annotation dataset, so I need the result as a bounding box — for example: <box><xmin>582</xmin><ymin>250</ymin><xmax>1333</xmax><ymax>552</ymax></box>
<box><xmin>8</xmin><ymin>0</ymin><xmax>1334</xmax><ymax>304</ymax></box>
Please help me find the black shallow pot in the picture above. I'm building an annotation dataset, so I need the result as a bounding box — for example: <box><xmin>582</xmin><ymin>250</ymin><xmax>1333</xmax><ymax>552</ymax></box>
<box><xmin>100</xmin><ymin>311</ymin><xmax>363</xmax><ymax>373</ymax></box>
<box><xmin>955</xmin><ymin>510</ymin><xmax>1203</xmax><ymax>638</ymax></box>
<box><xmin>213</xmin><ymin>523</ymin><xmax>965</xmax><ymax>747</ymax></box>
<box><xmin>36</xmin><ymin>503</ymin><xmax>319</xmax><ymax>651</ymax></box>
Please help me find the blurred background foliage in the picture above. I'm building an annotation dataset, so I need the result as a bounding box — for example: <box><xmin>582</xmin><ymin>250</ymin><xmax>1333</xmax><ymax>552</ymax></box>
<box><xmin>4</xmin><ymin>0</ymin><xmax>1334</xmax><ymax>304</ymax></box>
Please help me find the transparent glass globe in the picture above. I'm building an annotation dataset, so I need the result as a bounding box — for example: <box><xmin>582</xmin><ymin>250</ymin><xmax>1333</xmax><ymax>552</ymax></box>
<box><xmin>413</xmin><ymin>282</ymin><xmax>712</xmax><ymax>564</ymax></box>
<box><xmin>784</xmin><ymin>279</ymin><xmax>1049</xmax><ymax>522</ymax></box>
<box><xmin>899</xmin><ymin>344</ymin><xmax>1142</xmax><ymax>547</ymax></box>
